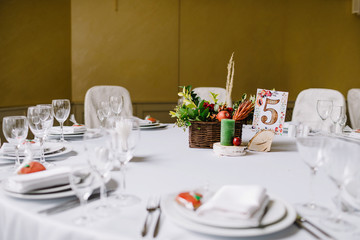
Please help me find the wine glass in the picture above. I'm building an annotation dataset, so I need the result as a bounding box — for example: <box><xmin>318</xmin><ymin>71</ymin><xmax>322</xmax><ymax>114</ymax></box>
<box><xmin>2</xmin><ymin>116</ymin><xmax>29</xmax><ymax>170</ymax></box>
<box><xmin>338</xmin><ymin>114</ymin><xmax>347</xmax><ymax>133</ymax></box>
<box><xmin>316</xmin><ymin>100</ymin><xmax>333</xmax><ymax>133</ymax></box>
<box><xmin>106</xmin><ymin>116</ymin><xmax>140</xmax><ymax>206</ymax></box>
<box><xmin>52</xmin><ymin>99</ymin><xmax>71</xmax><ymax>142</ymax></box>
<box><xmin>330</xmin><ymin>106</ymin><xmax>343</xmax><ymax>134</ymax></box>
<box><xmin>68</xmin><ymin>167</ymin><xmax>97</xmax><ymax>225</ymax></box>
<box><xmin>27</xmin><ymin>106</ymin><xmax>53</xmax><ymax>167</ymax></box>
<box><xmin>84</xmin><ymin>129</ymin><xmax>113</xmax><ymax>216</ymax></box>
<box><xmin>295</xmin><ymin>136</ymin><xmax>330</xmax><ymax>216</ymax></box>
<box><xmin>321</xmin><ymin>138</ymin><xmax>357</xmax><ymax>231</ymax></box>
<box><xmin>37</xmin><ymin>104</ymin><xmax>54</xmax><ymax>141</ymax></box>
<box><xmin>109</xmin><ymin>96</ymin><xmax>123</xmax><ymax>116</ymax></box>
<box><xmin>97</xmin><ymin>101</ymin><xmax>112</xmax><ymax>128</ymax></box>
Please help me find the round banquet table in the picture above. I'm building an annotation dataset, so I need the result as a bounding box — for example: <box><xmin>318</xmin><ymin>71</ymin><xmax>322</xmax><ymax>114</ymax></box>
<box><xmin>0</xmin><ymin>125</ymin><xmax>359</xmax><ymax>240</ymax></box>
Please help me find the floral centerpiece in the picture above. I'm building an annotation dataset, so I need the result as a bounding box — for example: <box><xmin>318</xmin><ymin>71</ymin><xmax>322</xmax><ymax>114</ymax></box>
<box><xmin>169</xmin><ymin>53</ymin><xmax>255</xmax><ymax>148</ymax></box>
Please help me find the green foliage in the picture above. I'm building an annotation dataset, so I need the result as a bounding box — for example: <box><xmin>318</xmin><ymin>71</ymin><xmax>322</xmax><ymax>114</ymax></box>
<box><xmin>170</xmin><ymin>86</ymin><xmax>213</xmax><ymax>129</ymax></box>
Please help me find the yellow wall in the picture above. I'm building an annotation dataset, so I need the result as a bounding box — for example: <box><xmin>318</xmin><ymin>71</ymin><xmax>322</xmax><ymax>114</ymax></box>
<box><xmin>0</xmin><ymin>0</ymin><xmax>71</xmax><ymax>108</ymax></box>
<box><xmin>71</xmin><ymin>0</ymin><xmax>360</xmax><ymax>103</ymax></box>
<box><xmin>1</xmin><ymin>0</ymin><xmax>359</xmax><ymax>108</ymax></box>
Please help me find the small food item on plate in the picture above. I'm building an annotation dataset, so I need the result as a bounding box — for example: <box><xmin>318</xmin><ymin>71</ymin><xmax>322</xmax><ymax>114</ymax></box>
<box><xmin>145</xmin><ymin>115</ymin><xmax>157</xmax><ymax>123</ymax></box>
<box><xmin>18</xmin><ymin>161</ymin><xmax>46</xmax><ymax>174</ymax></box>
<box><xmin>356</xmin><ymin>129</ymin><xmax>360</xmax><ymax>133</ymax></box>
<box><xmin>176</xmin><ymin>191</ymin><xmax>203</xmax><ymax>210</ymax></box>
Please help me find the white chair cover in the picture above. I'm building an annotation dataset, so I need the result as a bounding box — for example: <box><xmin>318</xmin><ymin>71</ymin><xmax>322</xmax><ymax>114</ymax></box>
<box><xmin>84</xmin><ymin>85</ymin><xmax>133</xmax><ymax>128</ymax></box>
<box><xmin>292</xmin><ymin>88</ymin><xmax>346</xmax><ymax>130</ymax></box>
<box><xmin>347</xmin><ymin>88</ymin><xmax>360</xmax><ymax>129</ymax></box>
<box><xmin>193</xmin><ymin>87</ymin><xmax>231</xmax><ymax>106</ymax></box>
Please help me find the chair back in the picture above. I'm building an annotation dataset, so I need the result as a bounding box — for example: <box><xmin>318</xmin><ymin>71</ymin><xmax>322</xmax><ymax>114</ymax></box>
<box><xmin>347</xmin><ymin>88</ymin><xmax>360</xmax><ymax>129</ymax></box>
<box><xmin>84</xmin><ymin>85</ymin><xmax>133</xmax><ymax>128</ymax></box>
<box><xmin>292</xmin><ymin>88</ymin><xmax>346</xmax><ymax>130</ymax></box>
<box><xmin>193</xmin><ymin>87</ymin><xmax>231</xmax><ymax>106</ymax></box>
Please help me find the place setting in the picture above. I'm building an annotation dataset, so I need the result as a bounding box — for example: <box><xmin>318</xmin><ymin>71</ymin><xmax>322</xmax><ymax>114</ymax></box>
<box><xmin>160</xmin><ymin>185</ymin><xmax>297</xmax><ymax>238</ymax></box>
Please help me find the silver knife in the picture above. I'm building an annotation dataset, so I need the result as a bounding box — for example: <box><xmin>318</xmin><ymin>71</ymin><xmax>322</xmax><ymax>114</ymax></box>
<box><xmin>296</xmin><ymin>215</ymin><xmax>336</xmax><ymax>240</ymax></box>
<box><xmin>294</xmin><ymin>219</ymin><xmax>322</xmax><ymax>239</ymax></box>
<box><xmin>39</xmin><ymin>190</ymin><xmax>114</xmax><ymax>215</ymax></box>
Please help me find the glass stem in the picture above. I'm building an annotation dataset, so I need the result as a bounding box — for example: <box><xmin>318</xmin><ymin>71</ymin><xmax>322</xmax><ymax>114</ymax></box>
<box><xmin>60</xmin><ymin>122</ymin><xmax>64</xmax><ymax>142</ymax></box>
<box><xmin>39</xmin><ymin>137</ymin><xmax>45</xmax><ymax>164</ymax></box>
<box><xmin>100</xmin><ymin>179</ymin><xmax>107</xmax><ymax>207</ymax></box>
<box><xmin>80</xmin><ymin>197</ymin><xmax>88</xmax><ymax>220</ymax></box>
<box><xmin>309</xmin><ymin>168</ymin><xmax>317</xmax><ymax>208</ymax></box>
<box><xmin>120</xmin><ymin>163</ymin><xmax>126</xmax><ymax>195</ymax></box>
<box><xmin>15</xmin><ymin>144</ymin><xmax>21</xmax><ymax>167</ymax></box>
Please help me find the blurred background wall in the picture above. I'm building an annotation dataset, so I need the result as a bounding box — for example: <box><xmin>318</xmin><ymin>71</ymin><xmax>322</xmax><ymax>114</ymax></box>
<box><xmin>1</xmin><ymin>0</ymin><xmax>359</xmax><ymax>128</ymax></box>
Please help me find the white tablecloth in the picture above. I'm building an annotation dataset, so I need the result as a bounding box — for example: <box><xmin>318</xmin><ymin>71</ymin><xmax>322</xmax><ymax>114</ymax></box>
<box><xmin>0</xmin><ymin>125</ymin><xmax>359</xmax><ymax>240</ymax></box>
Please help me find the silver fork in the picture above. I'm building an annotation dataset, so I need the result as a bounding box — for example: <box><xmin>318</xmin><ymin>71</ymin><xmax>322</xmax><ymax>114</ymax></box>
<box><xmin>141</xmin><ymin>196</ymin><xmax>160</xmax><ymax>237</ymax></box>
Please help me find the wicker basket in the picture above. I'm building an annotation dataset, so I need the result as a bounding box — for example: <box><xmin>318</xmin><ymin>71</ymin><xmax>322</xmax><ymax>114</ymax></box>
<box><xmin>189</xmin><ymin>120</ymin><xmax>244</xmax><ymax>148</ymax></box>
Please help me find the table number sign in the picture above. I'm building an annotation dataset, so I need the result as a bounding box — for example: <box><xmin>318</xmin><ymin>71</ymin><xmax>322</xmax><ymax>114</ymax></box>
<box><xmin>252</xmin><ymin>89</ymin><xmax>289</xmax><ymax>135</ymax></box>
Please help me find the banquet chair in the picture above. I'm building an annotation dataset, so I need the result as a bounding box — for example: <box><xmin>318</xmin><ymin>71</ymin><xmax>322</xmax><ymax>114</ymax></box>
<box><xmin>347</xmin><ymin>88</ymin><xmax>360</xmax><ymax>129</ymax></box>
<box><xmin>193</xmin><ymin>87</ymin><xmax>231</xmax><ymax>106</ymax></box>
<box><xmin>292</xmin><ymin>88</ymin><xmax>346</xmax><ymax>130</ymax></box>
<box><xmin>84</xmin><ymin>85</ymin><xmax>133</xmax><ymax>128</ymax></box>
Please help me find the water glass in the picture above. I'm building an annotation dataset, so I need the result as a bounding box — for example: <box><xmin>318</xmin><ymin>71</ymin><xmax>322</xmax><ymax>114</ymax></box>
<box><xmin>316</xmin><ymin>100</ymin><xmax>333</xmax><ymax>133</ymax></box>
<box><xmin>84</xmin><ymin>130</ymin><xmax>113</xmax><ymax>216</ymax></box>
<box><xmin>330</xmin><ymin>105</ymin><xmax>343</xmax><ymax>134</ymax></box>
<box><xmin>52</xmin><ymin>99</ymin><xmax>71</xmax><ymax>142</ymax></box>
<box><xmin>107</xmin><ymin>116</ymin><xmax>140</xmax><ymax>206</ymax></box>
<box><xmin>2</xmin><ymin>116</ymin><xmax>29</xmax><ymax>170</ymax></box>
<box><xmin>109</xmin><ymin>96</ymin><xmax>123</xmax><ymax>116</ymax></box>
<box><xmin>295</xmin><ymin>136</ymin><xmax>330</xmax><ymax>216</ymax></box>
<box><xmin>27</xmin><ymin>106</ymin><xmax>53</xmax><ymax>166</ymax></box>
<box><xmin>69</xmin><ymin>167</ymin><xmax>97</xmax><ymax>225</ymax></box>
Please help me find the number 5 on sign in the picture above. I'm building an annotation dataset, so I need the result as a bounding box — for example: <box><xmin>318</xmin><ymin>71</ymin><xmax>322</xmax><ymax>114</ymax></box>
<box><xmin>252</xmin><ymin>89</ymin><xmax>289</xmax><ymax>135</ymax></box>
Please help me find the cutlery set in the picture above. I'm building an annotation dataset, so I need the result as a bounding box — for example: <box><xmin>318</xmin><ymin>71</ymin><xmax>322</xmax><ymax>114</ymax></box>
<box><xmin>294</xmin><ymin>215</ymin><xmax>336</xmax><ymax>240</ymax></box>
<box><xmin>141</xmin><ymin>196</ymin><xmax>161</xmax><ymax>238</ymax></box>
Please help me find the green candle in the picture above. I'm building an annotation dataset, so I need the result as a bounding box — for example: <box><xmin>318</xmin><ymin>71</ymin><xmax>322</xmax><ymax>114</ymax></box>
<box><xmin>220</xmin><ymin>119</ymin><xmax>235</xmax><ymax>146</ymax></box>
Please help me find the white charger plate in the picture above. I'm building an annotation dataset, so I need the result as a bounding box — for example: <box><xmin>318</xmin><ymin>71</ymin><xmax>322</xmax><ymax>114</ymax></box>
<box><xmin>49</xmin><ymin>126</ymin><xmax>86</xmax><ymax>135</ymax></box>
<box><xmin>140</xmin><ymin>124</ymin><xmax>168</xmax><ymax>130</ymax></box>
<box><xmin>174</xmin><ymin>198</ymin><xmax>286</xmax><ymax>228</ymax></box>
<box><xmin>162</xmin><ymin>193</ymin><xmax>296</xmax><ymax>237</ymax></box>
<box><xmin>0</xmin><ymin>142</ymin><xmax>64</xmax><ymax>158</ymax></box>
<box><xmin>0</xmin><ymin>145</ymin><xmax>72</xmax><ymax>161</ymax></box>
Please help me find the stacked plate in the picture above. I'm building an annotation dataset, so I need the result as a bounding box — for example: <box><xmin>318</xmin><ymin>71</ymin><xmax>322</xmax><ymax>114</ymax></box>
<box><xmin>161</xmin><ymin>193</ymin><xmax>297</xmax><ymax>237</ymax></box>
<box><xmin>0</xmin><ymin>142</ymin><xmax>72</xmax><ymax>161</ymax></box>
<box><xmin>49</xmin><ymin>126</ymin><xmax>86</xmax><ymax>139</ymax></box>
<box><xmin>139</xmin><ymin>122</ymin><xmax>167</xmax><ymax>130</ymax></box>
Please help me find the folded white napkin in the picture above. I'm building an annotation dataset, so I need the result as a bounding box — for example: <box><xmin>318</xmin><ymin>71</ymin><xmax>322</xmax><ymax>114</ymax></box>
<box><xmin>196</xmin><ymin>185</ymin><xmax>269</xmax><ymax>227</ymax></box>
<box><xmin>132</xmin><ymin>117</ymin><xmax>152</xmax><ymax>126</ymax></box>
<box><xmin>0</xmin><ymin>142</ymin><xmax>41</xmax><ymax>156</ymax></box>
<box><xmin>50</xmin><ymin>126</ymin><xmax>86</xmax><ymax>134</ymax></box>
<box><xmin>2</xmin><ymin>167</ymin><xmax>71</xmax><ymax>194</ymax></box>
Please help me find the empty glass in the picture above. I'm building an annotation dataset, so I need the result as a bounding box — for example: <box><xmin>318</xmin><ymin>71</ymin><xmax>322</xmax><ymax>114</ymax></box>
<box><xmin>27</xmin><ymin>106</ymin><xmax>53</xmax><ymax>166</ymax></box>
<box><xmin>84</xmin><ymin>130</ymin><xmax>113</xmax><ymax>216</ymax></box>
<box><xmin>97</xmin><ymin>101</ymin><xmax>112</xmax><ymax>127</ymax></box>
<box><xmin>296</xmin><ymin>136</ymin><xmax>330</xmax><ymax>216</ymax></box>
<box><xmin>36</xmin><ymin>104</ymin><xmax>54</xmax><ymax>141</ymax></box>
<box><xmin>107</xmin><ymin>117</ymin><xmax>140</xmax><ymax>206</ymax></box>
<box><xmin>316</xmin><ymin>100</ymin><xmax>333</xmax><ymax>133</ymax></box>
<box><xmin>330</xmin><ymin>106</ymin><xmax>343</xmax><ymax>134</ymax></box>
<box><xmin>69</xmin><ymin>167</ymin><xmax>97</xmax><ymax>225</ymax></box>
<box><xmin>109</xmin><ymin>96</ymin><xmax>123</xmax><ymax>116</ymax></box>
<box><xmin>2</xmin><ymin>116</ymin><xmax>29</xmax><ymax>170</ymax></box>
<box><xmin>321</xmin><ymin>139</ymin><xmax>357</xmax><ymax>231</ymax></box>
<box><xmin>52</xmin><ymin>99</ymin><xmax>71</xmax><ymax>142</ymax></box>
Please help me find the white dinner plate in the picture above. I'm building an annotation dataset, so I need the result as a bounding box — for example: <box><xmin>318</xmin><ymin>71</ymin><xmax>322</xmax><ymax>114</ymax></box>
<box><xmin>174</xmin><ymin>198</ymin><xmax>286</xmax><ymax>228</ymax></box>
<box><xmin>0</xmin><ymin>142</ymin><xmax>64</xmax><ymax>158</ymax></box>
<box><xmin>140</xmin><ymin>124</ymin><xmax>168</xmax><ymax>130</ymax></box>
<box><xmin>2</xmin><ymin>180</ymin><xmax>102</xmax><ymax>200</ymax></box>
<box><xmin>28</xmin><ymin>184</ymin><xmax>72</xmax><ymax>194</ymax></box>
<box><xmin>49</xmin><ymin>126</ymin><xmax>86</xmax><ymax>135</ymax></box>
<box><xmin>162</xmin><ymin>193</ymin><xmax>296</xmax><ymax>237</ymax></box>
<box><xmin>0</xmin><ymin>145</ymin><xmax>72</xmax><ymax>161</ymax></box>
